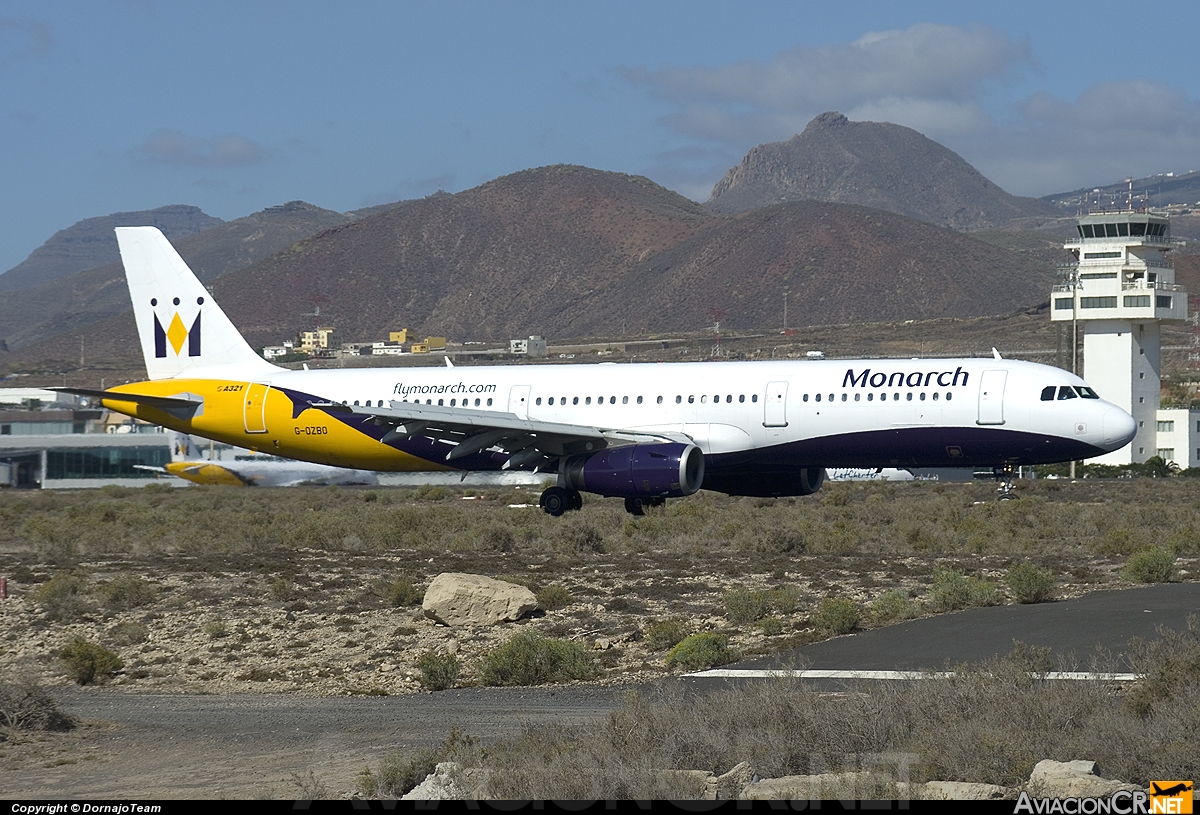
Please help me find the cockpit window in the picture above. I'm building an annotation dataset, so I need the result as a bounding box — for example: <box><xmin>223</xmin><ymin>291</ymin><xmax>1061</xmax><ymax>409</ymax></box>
<box><xmin>1057</xmin><ymin>386</ymin><xmax>1078</xmax><ymax>400</ymax></box>
<box><xmin>1040</xmin><ymin>386</ymin><xmax>1055</xmax><ymax>401</ymax></box>
<box><xmin>1075</xmin><ymin>386</ymin><xmax>1100</xmax><ymax>399</ymax></box>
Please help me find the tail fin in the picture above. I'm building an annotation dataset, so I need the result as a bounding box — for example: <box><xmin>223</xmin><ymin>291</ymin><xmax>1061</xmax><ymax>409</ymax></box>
<box><xmin>170</xmin><ymin>432</ymin><xmax>204</xmax><ymax>461</ymax></box>
<box><xmin>116</xmin><ymin>226</ymin><xmax>280</xmax><ymax>380</ymax></box>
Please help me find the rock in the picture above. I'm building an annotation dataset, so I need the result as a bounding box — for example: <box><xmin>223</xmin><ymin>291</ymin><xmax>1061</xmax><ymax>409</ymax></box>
<box><xmin>922</xmin><ymin>781</ymin><xmax>1013</xmax><ymax>800</ymax></box>
<box><xmin>1027</xmin><ymin>760</ymin><xmax>1139</xmax><ymax>798</ymax></box>
<box><xmin>401</xmin><ymin>761</ymin><xmax>489</xmax><ymax>800</ymax></box>
<box><xmin>741</xmin><ymin>771</ymin><xmax>877</xmax><ymax>801</ymax></box>
<box><xmin>421</xmin><ymin>573</ymin><xmax>537</xmax><ymax>628</ymax></box>
<box><xmin>704</xmin><ymin>761</ymin><xmax>756</xmax><ymax>800</ymax></box>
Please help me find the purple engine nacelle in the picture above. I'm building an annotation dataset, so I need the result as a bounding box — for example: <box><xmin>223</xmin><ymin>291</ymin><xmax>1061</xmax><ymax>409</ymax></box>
<box><xmin>562</xmin><ymin>442</ymin><xmax>704</xmax><ymax>499</ymax></box>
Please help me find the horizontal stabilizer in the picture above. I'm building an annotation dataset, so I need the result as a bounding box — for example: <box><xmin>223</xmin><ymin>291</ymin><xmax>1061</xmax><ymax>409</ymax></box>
<box><xmin>51</xmin><ymin>386</ymin><xmax>203</xmax><ymax>409</ymax></box>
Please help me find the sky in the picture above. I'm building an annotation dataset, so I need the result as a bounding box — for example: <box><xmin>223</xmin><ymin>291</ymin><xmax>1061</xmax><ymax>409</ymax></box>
<box><xmin>3</xmin><ymin>1</ymin><xmax>1200</xmax><ymax>273</ymax></box>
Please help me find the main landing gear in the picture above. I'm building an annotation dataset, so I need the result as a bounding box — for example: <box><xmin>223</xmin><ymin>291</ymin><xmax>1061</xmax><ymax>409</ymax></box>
<box><xmin>539</xmin><ymin>486</ymin><xmax>583</xmax><ymax>516</ymax></box>
<box><xmin>623</xmin><ymin>496</ymin><xmax>666</xmax><ymax>516</ymax></box>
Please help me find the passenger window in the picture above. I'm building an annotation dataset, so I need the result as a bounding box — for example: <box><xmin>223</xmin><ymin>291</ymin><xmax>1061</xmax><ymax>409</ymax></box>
<box><xmin>752</xmin><ymin>395</ymin><xmax>758</xmax><ymax>402</ymax></box>
<box><xmin>841</xmin><ymin>394</ymin><xmax>847</xmax><ymax>402</ymax></box>
<box><xmin>739</xmin><ymin>394</ymin><xmax>745</xmax><ymax>403</ymax></box>
<box><xmin>803</xmin><ymin>394</ymin><xmax>809</xmax><ymax>402</ymax></box>
<box><xmin>547</xmin><ymin>397</ymin><xmax>553</xmax><ymax>406</ymax></box>
<box><xmin>828</xmin><ymin>394</ymin><xmax>834</xmax><ymax>402</ymax></box>
<box><xmin>854</xmin><ymin>393</ymin><xmax>860</xmax><ymax>402</ymax></box>
<box><xmin>816</xmin><ymin>393</ymin><xmax>822</xmax><ymax>402</ymax></box>
<box><xmin>688</xmin><ymin>395</ymin><xmax>695</xmax><ymax>404</ymax></box>
<box><xmin>945</xmin><ymin>393</ymin><xmax>951</xmax><ymax>401</ymax></box>
<box><xmin>1058</xmin><ymin>387</ymin><xmax>1077</xmax><ymax>400</ymax></box>
<box><xmin>906</xmin><ymin>393</ymin><xmax>912</xmax><ymax>401</ymax></box>
<box><xmin>868</xmin><ymin>393</ymin><xmax>873</xmax><ymax>402</ymax></box>
<box><xmin>726</xmin><ymin>395</ymin><xmax>732</xmax><ymax>403</ymax></box>
<box><xmin>932</xmin><ymin>392</ymin><xmax>938</xmax><ymax>401</ymax></box>
<box><xmin>894</xmin><ymin>393</ymin><xmax>900</xmax><ymax>401</ymax></box>
<box><xmin>353</xmin><ymin>400</ymin><xmax>360</xmax><ymax>406</ymax></box>
<box><xmin>450</xmin><ymin>399</ymin><xmax>456</xmax><ymax>406</ymax></box>
<box><xmin>1040</xmin><ymin>386</ymin><xmax>1055</xmax><ymax>401</ymax></box>
<box><xmin>656</xmin><ymin>396</ymin><xmax>662</xmax><ymax>404</ymax></box>
<box><xmin>622</xmin><ymin>396</ymin><xmax>628</xmax><ymax>404</ymax></box>
<box><xmin>586</xmin><ymin>397</ymin><xmax>592</xmax><ymax>405</ymax></box>
<box><xmin>535</xmin><ymin>397</ymin><xmax>541</xmax><ymax>406</ymax></box>
<box><xmin>635</xmin><ymin>396</ymin><xmax>642</xmax><ymax>404</ymax></box>
<box><xmin>610</xmin><ymin>396</ymin><xmax>616</xmax><ymax>405</ymax></box>
<box><xmin>920</xmin><ymin>393</ymin><xmax>925</xmax><ymax>401</ymax></box>
<box><xmin>700</xmin><ymin>395</ymin><xmax>707</xmax><ymax>404</ymax></box>
<box><xmin>676</xmin><ymin>395</ymin><xmax>682</xmax><ymax>404</ymax></box>
<box><xmin>573</xmin><ymin>397</ymin><xmax>579</xmax><ymax>405</ymax></box>
<box><xmin>475</xmin><ymin>398</ymin><xmax>480</xmax><ymax>406</ymax></box>
<box><xmin>438</xmin><ymin>399</ymin><xmax>444</xmax><ymax>406</ymax></box>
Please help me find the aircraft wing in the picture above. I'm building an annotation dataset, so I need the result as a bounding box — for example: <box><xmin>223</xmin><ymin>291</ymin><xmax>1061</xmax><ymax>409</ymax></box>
<box><xmin>320</xmin><ymin>401</ymin><xmax>691</xmax><ymax>469</ymax></box>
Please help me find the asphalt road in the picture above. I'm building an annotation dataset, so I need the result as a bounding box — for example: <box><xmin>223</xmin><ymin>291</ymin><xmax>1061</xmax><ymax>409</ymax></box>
<box><xmin>13</xmin><ymin>583</ymin><xmax>1198</xmax><ymax>798</ymax></box>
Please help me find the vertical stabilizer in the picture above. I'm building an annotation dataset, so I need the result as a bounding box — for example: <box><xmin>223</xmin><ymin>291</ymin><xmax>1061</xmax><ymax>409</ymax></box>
<box><xmin>116</xmin><ymin>227</ymin><xmax>280</xmax><ymax>380</ymax></box>
<box><xmin>170</xmin><ymin>432</ymin><xmax>204</xmax><ymax>461</ymax></box>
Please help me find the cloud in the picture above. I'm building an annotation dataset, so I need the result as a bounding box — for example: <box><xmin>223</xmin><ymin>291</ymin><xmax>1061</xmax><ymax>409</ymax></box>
<box><xmin>969</xmin><ymin>80</ymin><xmax>1200</xmax><ymax>195</ymax></box>
<box><xmin>624</xmin><ymin>23</ymin><xmax>1030</xmax><ymax>145</ymax></box>
<box><xmin>0</xmin><ymin>17</ymin><xmax>52</xmax><ymax>66</ymax></box>
<box><xmin>626</xmin><ymin>25</ymin><xmax>1200</xmax><ymax>198</ymax></box>
<box><xmin>139</xmin><ymin>129</ymin><xmax>268</xmax><ymax>168</ymax></box>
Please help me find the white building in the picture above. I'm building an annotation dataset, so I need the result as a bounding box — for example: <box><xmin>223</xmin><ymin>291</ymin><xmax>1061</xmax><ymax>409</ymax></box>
<box><xmin>1050</xmin><ymin>211</ymin><xmax>1194</xmax><ymax>466</ymax></box>
<box><xmin>510</xmin><ymin>336</ymin><xmax>548</xmax><ymax>358</ymax></box>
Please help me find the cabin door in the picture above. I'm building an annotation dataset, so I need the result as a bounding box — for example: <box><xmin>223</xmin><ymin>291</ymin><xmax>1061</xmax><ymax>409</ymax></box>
<box><xmin>977</xmin><ymin>370</ymin><xmax>1007</xmax><ymax>426</ymax></box>
<box><xmin>764</xmin><ymin>381</ymin><xmax>789</xmax><ymax>427</ymax></box>
<box><xmin>508</xmin><ymin>385</ymin><xmax>531</xmax><ymax>419</ymax></box>
<box><xmin>244</xmin><ymin>383</ymin><xmax>270</xmax><ymax>434</ymax></box>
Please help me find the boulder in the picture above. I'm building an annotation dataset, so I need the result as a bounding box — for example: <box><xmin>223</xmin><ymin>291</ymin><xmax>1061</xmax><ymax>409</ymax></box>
<box><xmin>421</xmin><ymin>573</ymin><xmax>537</xmax><ymax>627</ymax></box>
<box><xmin>741</xmin><ymin>771</ymin><xmax>880</xmax><ymax>801</ymax></box>
<box><xmin>922</xmin><ymin>781</ymin><xmax>1013</xmax><ymax>800</ymax></box>
<box><xmin>1027</xmin><ymin>760</ymin><xmax>1139</xmax><ymax>798</ymax></box>
<box><xmin>401</xmin><ymin>761</ymin><xmax>489</xmax><ymax>799</ymax></box>
<box><xmin>705</xmin><ymin>761</ymin><xmax>756</xmax><ymax>800</ymax></box>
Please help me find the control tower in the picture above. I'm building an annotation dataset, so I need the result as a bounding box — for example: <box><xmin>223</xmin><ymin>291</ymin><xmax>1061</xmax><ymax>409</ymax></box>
<box><xmin>1050</xmin><ymin>211</ymin><xmax>1186</xmax><ymax>464</ymax></box>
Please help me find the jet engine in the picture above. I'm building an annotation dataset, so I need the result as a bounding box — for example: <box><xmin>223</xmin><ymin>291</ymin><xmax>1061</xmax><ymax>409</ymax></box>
<box><xmin>704</xmin><ymin>466</ymin><xmax>826</xmax><ymax>497</ymax></box>
<box><xmin>561</xmin><ymin>442</ymin><xmax>704</xmax><ymax>499</ymax></box>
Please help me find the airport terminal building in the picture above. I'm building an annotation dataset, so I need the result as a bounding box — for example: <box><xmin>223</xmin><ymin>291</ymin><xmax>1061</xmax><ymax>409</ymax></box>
<box><xmin>0</xmin><ymin>388</ymin><xmax>170</xmax><ymax>488</ymax></box>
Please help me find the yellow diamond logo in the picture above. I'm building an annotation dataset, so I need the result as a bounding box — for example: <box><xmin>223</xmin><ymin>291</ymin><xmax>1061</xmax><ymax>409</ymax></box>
<box><xmin>166</xmin><ymin>312</ymin><xmax>188</xmax><ymax>356</ymax></box>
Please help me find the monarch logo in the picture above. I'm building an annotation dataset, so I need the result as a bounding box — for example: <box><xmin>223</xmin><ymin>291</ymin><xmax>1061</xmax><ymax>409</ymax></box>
<box><xmin>151</xmin><ymin>296</ymin><xmax>203</xmax><ymax>358</ymax></box>
<box><xmin>1151</xmin><ymin>782</ymin><xmax>1193</xmax><ymax>814</ymax></box>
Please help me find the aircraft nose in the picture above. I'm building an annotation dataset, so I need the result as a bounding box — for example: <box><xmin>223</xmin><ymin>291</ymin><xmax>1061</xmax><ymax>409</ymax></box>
<box><xmin>1102</xmin><ymin>407</ymin><xmax>1137</xmax><ymax>450</ymax></box>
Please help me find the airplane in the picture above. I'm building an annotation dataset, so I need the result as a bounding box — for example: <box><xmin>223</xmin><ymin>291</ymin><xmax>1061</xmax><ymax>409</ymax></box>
<box><xmin>57</xmin><ymin>226</ymin><xmax>1137</xmax><ymax>516</ymax></box>
<box><xmin>1151</xmin><ymin>782</ymin><xmax>1193</xmax><ymax>797</ymax></box>
<box><xmin>134</xmin><ymin>431</ymin><xmax>378</xmax><ymax>487</ymax></box>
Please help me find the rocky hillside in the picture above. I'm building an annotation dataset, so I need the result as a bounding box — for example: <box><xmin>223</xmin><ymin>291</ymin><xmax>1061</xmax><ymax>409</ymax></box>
<box><xmin>0</xmin><ymin>202</ymin><xmax>352</xmax><ymax>353</ymax></box>
<box><xmin>707</xmin><ymin>112</ymin><xmax>1057</xmax><ymax>229</ymax></box>
<box><xmin>0</xmin><ymin>205</ymin><xmax>222</xmax><ymax>294</ymax></box>
<box><xmin>1</xmin><ymin>167</ymin><xmax>1066</xmax><ymax>373</ymax></box>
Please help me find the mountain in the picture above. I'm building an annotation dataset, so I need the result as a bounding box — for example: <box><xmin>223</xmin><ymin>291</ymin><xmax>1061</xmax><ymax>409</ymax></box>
<box><xmin>707</xmin><ymin>112</ymin><xmax>1058</xmax><ymax>229</ymax></box>
<box><xmin>0</xmin><ymin>205</ymin><xmax>222</xmax><ymax>294</ymax></box>
<box><xmin>0</xmin><ymin>201</ymin><xmax>351</xmax><ymax>352</ymax></box>
<box><xmin>2</xmin><ymin>167</ymin><xmax>1067</xmax><ymax>375</ymax></box>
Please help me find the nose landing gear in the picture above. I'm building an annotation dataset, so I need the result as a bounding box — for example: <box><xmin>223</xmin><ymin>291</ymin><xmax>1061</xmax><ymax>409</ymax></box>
<box><xmin>995</xmin><ymin>463</ymin><xmax>1018</xmax><ymax>500</ymax></box>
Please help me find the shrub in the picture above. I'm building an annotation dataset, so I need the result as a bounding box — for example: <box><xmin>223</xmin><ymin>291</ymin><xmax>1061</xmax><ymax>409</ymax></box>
<box><xmin>416</xmin><ymin>650</ymin><xmax>460</xmax><ymax>691</ymax></box>
<box><xmin>269</xmin><ymin>577</ymin><xmax>298</xmax><ymax>602</ymax></box>
<box><xmin>664</xmin><ymin>632</ymin><xmax>738</xmax><ymax>672</ymax></box>
<box><xmin>1122</xmin><ymin>547</ymin><xmax>1178</xmax><ymax>584</ymax></box>
<box><xmin>926</xmin><ymin>567</ymin><xmax>1001</xmax><ymax>613</ymax></box>
<box><xmin>644</xmin><ymin>618</ymin><xmax>691</xmax><ymax>651</ymax></box>
<box><xmin>59</xmin><ymin>637</ymin><xmax>123</xmax><ymax>685</ymax></box>
<box><xmin>356</xmin><ymin>729</ymin><xmax>475</xmax><ymax>798</ymax></box>
<box><xmin>203</xmin><ymin>620</ymin><xmax>229</xmax><ymax>639</ymax></box>
<box><xmin>1005</xmin><ymin>563</ymin><xmax>1056</xmax><ymax>604</ymax></box>
<box><xmin>477</xmin><ymin>630</ymin><xmax>597</xmax><ymax>686</ymax></box>
<box><xmin>536</xmin><ymin>585</ymin><xmax>574</xmax><ymax>611</ymax></box>
<box><xmin>723</xmin><ymin>588</ymin><xmax>774</xmax><ymax>624</ymax></box>
<box><xmin>755</xmin><ymin>617</ymin><xmax>784</xmax><ymax>636</ymax></box>
<box><xmin>814</xmin><ymin>597</ymin><xmax>860</xmax><ymax>636</ymax></box>
<box><xmin>376</xmin><ymin>577</ymin><xmax>423</xmax><ymax>607</ymax></box>
<box><xmin>30</xmin><ymin>572</ymin><xmax>92</xmax><ymax>621</ymax></box>
<box><xmin>0</xmin><ymin>679</ymin><xmax>75</xmax><ymax>734</ymax></box>
<box><xmin>867</xmin><ymin>590</ymin><xmax>919</xmax><ymax>625</ymax></box>
<box><xmin>97</xmin><ymin>574</ymin><xmax>158</xmax><ymax>611</ymax></box>
<box><xmin>109</xmin><ymin>621</ymin><xmax>150</xmax><ymax>645</ymax></box>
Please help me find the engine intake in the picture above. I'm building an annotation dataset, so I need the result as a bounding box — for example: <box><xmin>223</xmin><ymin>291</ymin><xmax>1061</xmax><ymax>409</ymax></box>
<box><xmin>562</xmin><ymin>442</ymin><xmax>704</xmax><ymax>499</ymax></box>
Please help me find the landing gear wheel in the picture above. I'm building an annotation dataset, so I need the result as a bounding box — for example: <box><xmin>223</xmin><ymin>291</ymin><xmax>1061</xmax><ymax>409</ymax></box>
<box><xmin>568</xmin><ymin>489</ymin><xmax>583</xmax><ymax>511</ymax></box>
<box><xmin>996</xmin><ymin>463</ymin><xmax>1018</xmax><ymax>501</ymax></box>
<box><xmin>624</xmin><ymin>497</ymin><xmax>645</xmax><ymax>516</ymax></box>
<box><xmin>540</xmin><ymin>487</ymin><xmax>570</xmax><ymax>516</ymax></box>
